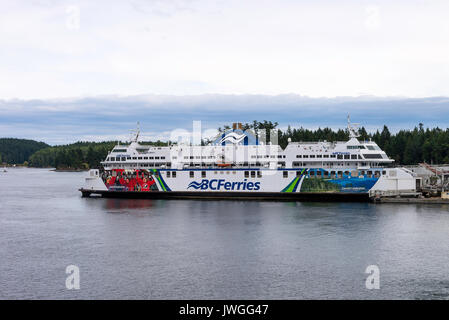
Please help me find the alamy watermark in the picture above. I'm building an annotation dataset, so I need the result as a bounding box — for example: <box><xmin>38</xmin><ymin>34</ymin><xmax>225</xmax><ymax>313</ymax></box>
<box><xmin>66</xmin><ymin>265</ymin><xmax>80</xmax><ymax>290</ymax></box>
<box><xmin>66</xmin><ymin>5</ymin><xmax>81</xmax><ymax>30</ymax></box>
<box><xmin>365</xmin><ymin>265</ymin><xmax>380</xmax><ymax>290</ymax></box>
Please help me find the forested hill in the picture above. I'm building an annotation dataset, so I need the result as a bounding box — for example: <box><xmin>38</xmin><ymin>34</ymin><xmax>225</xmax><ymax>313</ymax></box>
<box><xmin>28</xmin><ymin>141</ymin><xmax>119</xmax><ymax>169</ymax></box>
<box><xmin>28</xmin><ymin>140</ymin><xmax>168</xmax><ymax>169</ymax></box>
<box><xmin>0</xmin><ymin>138</ymin><xmax>49</xmax><ymax>164</ymax></box>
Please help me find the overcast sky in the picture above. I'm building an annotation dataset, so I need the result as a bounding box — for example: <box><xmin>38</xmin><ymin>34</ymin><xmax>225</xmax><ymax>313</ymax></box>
<box><xmin>1</xmin><ymin>1</ymin><xmax>449</xmax><ymax>144</ymax></box>
<box><xmin>2</xmin><ymin>0</ymin><xmax>449</xmax><ymax>98</ymax></box>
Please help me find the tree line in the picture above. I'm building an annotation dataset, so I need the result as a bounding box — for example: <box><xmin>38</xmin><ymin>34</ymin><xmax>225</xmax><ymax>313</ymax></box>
<box><xmin>245</xmin><ymin>121</ymin><xmax>449</xmax><ymax>165</ymax></box>
<box><xmin>28</xmin><ymin>140</ymin><xmax>169</xmax><ymax>169</ymax></box>
<box><xmin>2</xmin><ymin>122</ymin><xmax>449</xmax><ymax>168</ymax></box>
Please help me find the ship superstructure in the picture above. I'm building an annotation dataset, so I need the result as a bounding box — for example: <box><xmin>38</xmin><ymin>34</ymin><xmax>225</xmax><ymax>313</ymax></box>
<box><xmin>81</xmin><ymin>119</ymin><xmax>416</xmax><ymax>200</ymax></box>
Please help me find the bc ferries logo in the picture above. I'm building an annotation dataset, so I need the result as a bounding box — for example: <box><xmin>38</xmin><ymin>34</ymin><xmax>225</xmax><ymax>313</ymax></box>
<box><xmin>218</xmin><ymin>132</ymin><xmax>247</xmax><ymax>145</ymax></box>
<box><xmin>188</xmin><ymin>179</ymin><xmax>261</xmax><ymax>191</ymax></box>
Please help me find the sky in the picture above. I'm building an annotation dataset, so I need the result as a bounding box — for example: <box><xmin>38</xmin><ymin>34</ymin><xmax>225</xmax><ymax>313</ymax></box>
<box><xmin>1</xmin><ymin>0</ymin><xmax>449</xmax><ymax>144</ymax></box>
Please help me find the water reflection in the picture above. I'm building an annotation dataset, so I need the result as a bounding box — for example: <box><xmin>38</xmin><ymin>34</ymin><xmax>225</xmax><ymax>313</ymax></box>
<box><xmin>103</xmin><ymin>198</ymin><xmax>157</xmax><ymax>210</ymax></box>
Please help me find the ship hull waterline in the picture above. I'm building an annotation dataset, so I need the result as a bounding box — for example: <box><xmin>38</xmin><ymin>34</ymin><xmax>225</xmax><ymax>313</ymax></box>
<box><xmin>79</xmin><ymin>188</ymin><xmax>370</xmax><ymax>202</ymax></box>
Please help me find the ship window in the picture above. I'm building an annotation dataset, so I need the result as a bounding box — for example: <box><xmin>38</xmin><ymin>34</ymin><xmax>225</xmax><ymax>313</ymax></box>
<box><xmin>375</xmin><ymin>171</ymin><xmax>380</xmax><ymax>178</ymax></box>
<box><xmin>351</xmin><ymin>155</ymin><xmax>357</xmax><ymax>159</ymax></box>
<box><xmin>324</xmin><ymin>155</ymin><xmax>329</xmax><ymax>158</ymax></box>
<box><xmin>144</xmin><ymin>157</ymin><xmax>148</xmax><ymax>160</ymax></box>
<box><xmin>296</xmin><ymin>171</ymin><xmax>301</xmax><ymax>176</ymax></box>
<box><xmin>132</xmin><ymin>157</ymin><xmax>137</xmax><ymax>160</ymax></box>
<box><xmin>138</xmin><ymin>157</ymin><xmax>142</xmax><ymax>160</ymax></box>
<box><xmin>296</xmin><ymin>155</ymin><xmax>302</xmax><ymax>158</ymax></box>
<box><xmin>167</xmin><ymin>171</ymin><xmax>171</xmax><ymax>178</ymax></box>
<box><xmin>310</xmin><ymin>171</ymin><xmax>315</xmax><ymax>177</ymax></box>
<box><xmin>257</xmin><ymin>171</ymin><xmax>262</xmax><ymax>178</ymax></box>
<box><xmin>121</xmin><ymin>157</ymin><xmax>126</xmax><ymax>161</ymax></box>
<box><xmin>362</xmin><ymin>154</ymin><xmax>383</xmax><ymax>159</ymax></box>
<box><xmin>317</xmin><ymin>155</ymin><xmax>322</xmax><ymax>158</ymax></box>
<box><xmin>283</xmin><ymin>171</ymin><xmax>288</xmax><ymax>178</ymax></box>
<box><xmin>155</xmin><ymin>157</ymin><xmax>160</xmax><ymax>160</ymax></box>
<box><xmin>161</xmin><ymin>156</ymin><xmax>165</xmax><ymax>159</ymax></box>
<box><xmin>201</xmin><ymin>171</ymin><xmax>206</xmax><ymax>178</ymax></box>
<box><xmin>310</xmin><ymin>155</ymin><xmax>315</xmax><ymax>158</ymax></box>
<box><xmin>337</xmin><ymin>155</ymin><xmax>343</xmax><ymax>159</ymax></box>
<box><xmin>190</xmin><ymin>171</ymin><xmax>194</xmax><ymax>178</ymax></box>
<box><xmin>344</xmin><ymin>155</ymin><xmax>350</xmax><ymax>159</ymax></box>
<box><xmin>172</xmin><ymin>171</ymin><xmax>176</xmax><ymax>178</ymax></box>
<box><xmin>277</xmin><ymin>155</ymin><xmax>282</xmax><ymax>158</ymax></box>
<box><xmin>382</xmin><ymin>171</ymin><xmax>386</xmax><ymax>175</ymax></box>
<box><xmin>317</xmin><ymin>171</ymin><xmax>322</xmax><ymax>177</ymax></box>
<box><xmin>245</xmin><ymin>171</ymin><xmax>249</xmax><ymax>178</ymax></box>
<box><xmin>251</xmin><ymin>171</ymin><xmax>256</xmax><ymax>178</ymax></box>
<box><xmin>366</xmin><ymin>145</ymin><xmax>376</xmax><ymax>150</ymax></box>
<box><xmin>330</xmin><ymin>155</ymin><xmax>336</xmax><ymax>158</ymax></box>
<box><xmin>184</xmin><ymin>156</ymin><xmax>189</xmax><ymax>159</ymax></box>
<box><xmin>367</xmin><ymin>171</ymin><xmax>373</xmax><ymax>177</ymax></box>
<box><xmin>126</xmin><ymin>156</ymin><xmax>131</xmax><ymax>159</ymax></box>
<box><xmin>303</xmin><ymin>155</ymin><xmax>309</xmax><ymax>158</ymax></box>
<box><xmin>338</xmin><ymin>171</ymin><xmax>343</xmax><ymax>178</ymax></box>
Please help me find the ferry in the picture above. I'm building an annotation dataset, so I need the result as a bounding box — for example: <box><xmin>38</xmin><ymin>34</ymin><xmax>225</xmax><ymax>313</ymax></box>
<box><xmin>80</xmin><ymin>119</ymin><xmax>417</xmax><ymax>201</ymax></box>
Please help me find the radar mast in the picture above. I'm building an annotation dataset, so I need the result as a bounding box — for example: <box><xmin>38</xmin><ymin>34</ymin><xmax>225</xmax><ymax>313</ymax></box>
<box><xmin>347</xmin><ymin>115</ymin><xmax>360</xmax><ymax>139</ymax></box>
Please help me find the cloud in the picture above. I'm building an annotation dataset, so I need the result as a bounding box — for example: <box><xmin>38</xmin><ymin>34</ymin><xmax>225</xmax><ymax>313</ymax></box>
<box><xmin>1</xmin><ymin>1</ymin><xmax>449</xmax><ymax>99</ymax></box>
<box><xmin>1</xmin><ymin>94</ymin><xmax>449</xmax><ymax>145</ymax></box>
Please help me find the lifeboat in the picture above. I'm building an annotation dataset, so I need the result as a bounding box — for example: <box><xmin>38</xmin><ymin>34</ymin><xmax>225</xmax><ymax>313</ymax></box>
<box><xmin>217</xmin><ymin>163</ymin><xmax>232</xmax><ymax>167</ymax></box>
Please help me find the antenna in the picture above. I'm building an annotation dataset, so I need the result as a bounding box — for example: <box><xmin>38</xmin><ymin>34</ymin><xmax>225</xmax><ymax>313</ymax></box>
<box><xmin>130</xmin><ymin>122</ymin><xmax>140</xmax><ymax>143</ymax></box>
<box><xmin>347</xmin><ymin>114</ymin><xmax>360</xmax><ymax>139</ymax></box>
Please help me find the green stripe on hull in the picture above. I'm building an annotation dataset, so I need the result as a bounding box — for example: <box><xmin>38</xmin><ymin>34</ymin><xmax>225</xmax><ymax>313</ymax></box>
<box><xmin>281</xmin><ymin>169</ymin><xmax>305</xmax><ymax>193</ymax></box>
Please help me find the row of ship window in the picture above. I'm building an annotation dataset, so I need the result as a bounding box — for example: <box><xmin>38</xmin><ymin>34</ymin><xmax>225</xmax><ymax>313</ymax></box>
<box><xmin>107</xmin><ymin>156</ymin><xmax>166</xmax><ymax>161</ymax></box>
<box><xmin>296</xmin><ymin>154</ymin><xmax>362</xmax><ymax>159</ymax></box>
<box><xmin>164</xmin><ymin>170</ymin><xmax>387</xmax><ymax>179</ymax></box>
<box><xmin>178</xmin><ymin>155</ymin><xmax>287</xmax><ymax>159</ymax></box>
<box><xmin>108</xmin><ymin>155</ymin><xmax>380</xmax><ymax>162</ymax></box>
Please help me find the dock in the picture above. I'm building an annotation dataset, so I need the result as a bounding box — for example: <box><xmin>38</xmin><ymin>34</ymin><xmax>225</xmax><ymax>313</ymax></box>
<box><xmin>372</xmin><ymin>197</ymin><xmax>449</xmax><ymax>204</ymax></box>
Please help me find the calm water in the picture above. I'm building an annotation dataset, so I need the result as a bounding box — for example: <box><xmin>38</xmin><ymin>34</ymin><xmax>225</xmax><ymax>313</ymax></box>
<box><xmin>1</xmin><ymin>168</ymin><xmax>449</xmax><ymax>299</ymax></box>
